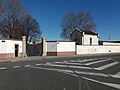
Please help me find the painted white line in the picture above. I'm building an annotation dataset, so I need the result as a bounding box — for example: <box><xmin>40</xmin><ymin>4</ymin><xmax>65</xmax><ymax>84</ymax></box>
<box><xmin>0</xmin><ymin>67</ymin><xmax>7</xmax><ymax>70</ymax></box>
<box><xmin>46</xmin><ymin>62</ymin><xmax>51</xmax><ymax>65</ymax></box>
<box><xmin>24</xmin><ymin>65</ymin><xmax>31</xmax><ymax>67</ymax></box>
<box><xmin>75</xmin><ymin>71</ymin><xmax>109</xmax><ymax>77</ymax></box>
<box><xmin>13</xmin><ymin>66</ymin><xmax>20</xmax><ymax>69</ymax></box>
<box><xmin>63</xmin><ymin>62</ymin><xmax>83</xmax><ymax>65</ymax></box>
<box><xmin>44</xmin><ymin>63</ymin><xmax>94</xmax><ymax>70</ymax></box>
<box><xmin>70</xmin><ymin>60</ymin><xmax>76</xmax><ymax>62</ymax></box>
<box><xmin>112</xmin><ymin>74</ymin><xmax>120</xmax><ymax>78</ymax></box>
<box><xmin>114</xmin><ymin>71</ymin><xmax>120</xmax><ymax>76</ymax></box>
<box><xmin>36</xmin><ymin>64</ymin><xmax>42</xmax><ymax>66</ymax></box>
<box><xmin>85</xmin><ymin>59</ymin><xmax>111</xmax><ymax>65</ymax></box>
<box><xmin>30</xmin><ymin>66</ymin><xmax>120</xmax><ymax>79</ymax></box>
<box><xmin>31</xmin><ymin>66</ymin><xmax>79</xmax><ymax>77</ymax></box>
<box><xmin>30</xmin><ymin>66</ymin><xmax>109</xmax><ymax>77</ymax></box>
<box><xmin>11</xmin><ymin>60</ymin><xmax>18</xmax><ymax>62</ymax></box>
<box><xmin>54</xmin><ymin>62</ymin><xmax>83</xmax><ymax>65</ymax></box>
<box><xmin>30</xmin><ymin>66</ymin><xmax>61</xmax><ymax>72</ymax></box>
<box><xmin>95</xmin><ymin>62</ymin><xmax>118</xmax><ymax>70</ymax></box>
<box><xmin>77</xmin><ymin>58</ymin><xmax>101</xmax><ymax>63</ymax></box>
<box><xmin>82</xmin><ymin>77</ymin><xmax>120</xmax><ymax>89</ymax></box>
<box><xmin>54</xmin><ymin>62</ymin><xmax>62</xmax><ymax>64</ymax></box>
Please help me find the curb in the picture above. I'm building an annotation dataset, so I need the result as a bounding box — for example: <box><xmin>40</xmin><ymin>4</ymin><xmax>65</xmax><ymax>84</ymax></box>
<box><xmin>0</xmin><ymin>53</ymin><xmax>120</xmax><ymax>63</ymax></box>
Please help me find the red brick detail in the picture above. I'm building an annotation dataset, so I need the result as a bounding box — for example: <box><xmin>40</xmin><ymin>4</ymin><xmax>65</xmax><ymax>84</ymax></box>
<box><xmin>57</xmin><ymin>52</ymin><xmax>75</xmax><ymax>56</ymax></box>
<box><xmin>47</xmin><ymin>52</ymin><xmax>57</xmax><ymax>56</ymax></box>
<box><xmin>47</xmin><ymin>52</ymin><xmax>75</xmax><ymax>56</ymax></box>
<box><xmin>0</xmin><ymin>53</ymin><xmax>14</xmax><ymax>59</ymax></box>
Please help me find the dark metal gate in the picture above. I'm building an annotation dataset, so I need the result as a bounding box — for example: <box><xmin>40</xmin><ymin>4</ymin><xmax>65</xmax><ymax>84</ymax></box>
<box><xmin>26</xmin><ymin>43</ymin><xmax>43</xmax><ymax>56</ymax></box>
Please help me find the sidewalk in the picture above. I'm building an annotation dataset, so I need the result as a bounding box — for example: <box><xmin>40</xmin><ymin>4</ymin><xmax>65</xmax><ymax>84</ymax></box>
<box><xmin>0</xmin><ymin>53</ymin><xmax>120</xmax><ymax>62</ymax></box>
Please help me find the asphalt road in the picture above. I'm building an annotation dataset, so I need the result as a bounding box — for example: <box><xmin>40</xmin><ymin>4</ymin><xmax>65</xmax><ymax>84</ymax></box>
<box><xmin>0</xmin><ymin>54</ymin><xmax>120</xmax><ymax>90</ymax></box>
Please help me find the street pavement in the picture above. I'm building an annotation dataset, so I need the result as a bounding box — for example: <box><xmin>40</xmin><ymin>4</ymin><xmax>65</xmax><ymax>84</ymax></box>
<box><xmin>0</xmin><ymin>54</ymin><xmax>120</xmax><ymax>90</ymax></box>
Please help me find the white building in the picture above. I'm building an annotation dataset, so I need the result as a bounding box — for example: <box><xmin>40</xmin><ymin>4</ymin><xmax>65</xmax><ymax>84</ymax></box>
<box><xmin>0</xmin><ymin>39</ymin><xmax>23</xmax><ymax>59</ymax></box>
<box><xmin>71</xmin><ymin>28</ymin><xmax>99</xmax><ymax>45</ymax></box>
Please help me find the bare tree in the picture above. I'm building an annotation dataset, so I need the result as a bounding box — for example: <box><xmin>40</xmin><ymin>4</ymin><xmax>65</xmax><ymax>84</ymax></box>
<box><xmin>60</xmin><ymin>11</ymin><xmax>96</xmax><ymax>40</ymax></box>
<box><xmin>22</xmin><ymin>15</ymin><xmax>41</xmax><ymax>42</ymax></box>
<box><xmin>0</xmin><ymin>0</ymin><xmax>41</xmax><ymax>41</ymax></box>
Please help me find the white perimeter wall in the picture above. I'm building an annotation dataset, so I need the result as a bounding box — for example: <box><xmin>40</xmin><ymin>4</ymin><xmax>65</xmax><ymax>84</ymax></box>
<box><xmin>76</xmin><ymin>45</ymin><xmax>120</xmax><ymax>54</ymax></box>
<box><xmin>46</xmin><ymin>41</ymin><xmax>75</xmax><ymax>52</ymax></box>
<box><xmin>0</xmin><ymin>40</ymin><xmax>22</xmax><ymax>54</ymax></box>
<box><xmin>46</xmin><ymin>42</ymin><xmax>57</xmax><ymax>52</ymax></box>
<box><xmin>103</xmin><ymin>42</ymin><xmax>120</xmax><ymax>46</ymax></box>
<box><xmin>57</xmin><ymin>42</ymin><xmax>75</xmax><ymax>52</ymax></box>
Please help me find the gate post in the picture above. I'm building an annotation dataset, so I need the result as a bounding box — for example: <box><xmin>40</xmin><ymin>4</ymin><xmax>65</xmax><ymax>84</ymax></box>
<box><xmin>22</xmin><ymin>36</ymin><xmax>27</xmax><ymax>57</ymax></box>
<box><xmin>42</xmin><ymin>37</ymin><xmax>47</xmax><ymax>56</ymax></box>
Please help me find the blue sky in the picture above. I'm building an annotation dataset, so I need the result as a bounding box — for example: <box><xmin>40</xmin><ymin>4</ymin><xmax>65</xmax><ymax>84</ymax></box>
<box><xmin>23</xmin><ymin>0</ymin><xmax>120</xmax><ymax>41</ymax></box>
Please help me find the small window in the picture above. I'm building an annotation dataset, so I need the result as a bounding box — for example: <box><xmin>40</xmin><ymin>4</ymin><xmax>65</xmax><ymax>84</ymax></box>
<box><xmin>90</xmin><ymin>38</ymin><xmax>92</xmax><ymax>45</ymax></box>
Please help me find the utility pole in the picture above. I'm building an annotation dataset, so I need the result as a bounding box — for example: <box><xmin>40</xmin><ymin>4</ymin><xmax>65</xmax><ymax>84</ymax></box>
<box><xmin>109</xmin><ymin>35</ymin><xmax>111</xmax><ymax>41</ymax></box>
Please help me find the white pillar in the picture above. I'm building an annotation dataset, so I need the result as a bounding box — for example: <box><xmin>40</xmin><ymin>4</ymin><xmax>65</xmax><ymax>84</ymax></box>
<box><xmin>42</xmin><ymin>37</ymin><xmax>47</xmax><ymax>56</ymax></box>
<box><xmin>22</xmin><ymin>36</ymin><xmax>27</xmax><ymax>57</ymax></box>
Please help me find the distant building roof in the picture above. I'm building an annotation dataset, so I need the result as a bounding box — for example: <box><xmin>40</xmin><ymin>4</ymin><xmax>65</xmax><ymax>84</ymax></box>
<box><xmin>71</xmin><ymin>28</ymin><xmax>98</xmax><ymax>35</ymax></box>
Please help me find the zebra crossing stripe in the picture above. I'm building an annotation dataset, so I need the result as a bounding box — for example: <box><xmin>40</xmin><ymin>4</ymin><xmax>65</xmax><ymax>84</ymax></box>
<box><xmin>29</xmin><ymin>65</ymin><xmax>120</xmax><ymax>89</ymax></box>
<box><xmin>84</xmin><ymin>59</ymin><xmax>111</xmax><ymax>65</ymax></box>
<box><xmin>114</xmin><ymin>71</ymin><xmax>120</xmax><ymax>76</ymax></box>
<box><xmin>54</xmin><ymin>62</ymin><xmax>83</xmax><ymax>65</ymax></box>
<box><xmin>95</xmin><ymin>62</ymin><xmax>118</xmax><ymax>70</ymax></box>
<box><xmin>24</xmin><ymin>65</ymin><xmax>31</xmax><ymax>67</ymax></box>
<box><xmin>30</xmin><ymin>66</ymin><xmax>120</xmax><ymax>78</ymax></box>
<box><xmin>0</xmin><ymin>67</ymin><xmax>7</xmax><ymax>70</ymax></box>
<box><xmin>44</xmin><ymin>63</ymin><xmax>94</xmax><ymax>70</ymax></box>
<box><xmin>13</xmin><ymin>66</ymin><xmax>20</xmax><ymax>68</ymax></box>
<box><xmin>82</xmin><ymin>77</ymin><xmax>120</xmax><ymax>89</ymax></box>
<box><xmin>77</xmin><ymin>58</ymin><xmax>101</xmax><ymax>63</ymax></box>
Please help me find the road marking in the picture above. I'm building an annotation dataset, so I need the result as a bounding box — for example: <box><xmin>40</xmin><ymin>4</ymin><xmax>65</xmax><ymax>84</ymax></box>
<box><xmin>44</xmin><ymin>63</ymin><xmax>94</xmax><ymax>70</ymax></box>
<box><xmin>13</xmin><ymin>66</ymin><xmax>20</xmax><ymax>69</ymax></box>
<box><xmin>30</xmin><ymin>66</ymin><xmax>120</xmax><ymax>79</ymax></box>
<box><xmin>95</xmin><ymin>62</ymin><xmax>118</xmax><ymax>70</ymax></box>
<box><xmin>36</xmin><ymin>64</ymin><xmax>42</xmax><ymax>66</ymax></box>
<box><xmin>54</xmin><ymin>62</ymin><xmax>61</xmax><ymax>64</ymax></box>
<box><xmin>70</xmin><ymin>60</ymin><xmax>77</xmax><ymax>62</ymax></box>
<box><xmin>54</xmin><ymin>62</ymin><xmax>83</xmax><ymax>65</ymax></box>
<box><xmin>77</xmin><ymin>58</ymin><xmax>100</xmax><ymax>63</ymax></box>
<box><xmin>85</xmin><ymin>59</ymin><xmax>111</xmax><ymax>65</ymax></box>
<box><xmin>0</xmin><ymin>67</ymin><xmax>7</xmax><ymax>70</ymax></box>
<box><xmin>46</xmin><ymin>62</ymin><xmax>51</xmax><ymax>65</ymax></box>
<box><xmin>82</xmin><ymin>77</ymin><xmax>120</xmax><ymax>89</ymax></box>
<box><xmin>11</xmin><ymin>60</ymin><xmax>18</xmax><ymax>62</ymax></box>
<box><xmin>30</xmin><ymin>66</ymin><xmax>110</xmax><ymax>77</ymax></box>
<box><xmin>63</xmin><ymin>88</ymin><xmax>66</xmax><ymax>90</ymax></box>
<box><xmin>114</xmin><ymin>71</ymin><xmax>120</xmax><ymax>76</ymax></box>
<box><xmin>24</xmin><ymin>65</ymin><xmax>31</xmax><ymax>67</ymax></box>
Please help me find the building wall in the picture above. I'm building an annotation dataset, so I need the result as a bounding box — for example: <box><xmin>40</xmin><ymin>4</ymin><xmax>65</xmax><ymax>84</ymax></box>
<box><xmin>46</xmin><ymin>41</ymin><xmax>75</xmax><ymax>56</ymax></box>
<box><xmin>0</xmin><ymin>40</ymin><xmax>22</xmax><ymax>59</ymax></box>
<box><xmin>71</xmin><ymin>30</ymin><xmax>82</xmax><ymax>45</ymax></box>
<box><xmin>83</xmin><ymin>35</ymin><xmax>98</xmax><ymax>45</ymax></box>
<box><xmin>71</xmin><ymin>30</ymin><xmax>98</xmax><ymax>45</ymax></box>
<box><xmin>76</xmin><ymin>45</ymin><xmax>120</xmax><ymax>54</ymax></box>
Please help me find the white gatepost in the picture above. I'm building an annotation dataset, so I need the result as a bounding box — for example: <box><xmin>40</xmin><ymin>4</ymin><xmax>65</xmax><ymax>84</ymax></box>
<box><xmin>42</xmin><ymin>37</ymin><xmax>47</xmax><ymax>56</ymax></box>
<box><xmin>22</xmin><ymin>36</ymin><xmax>27</xmax><ymax>57</ymax></box>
